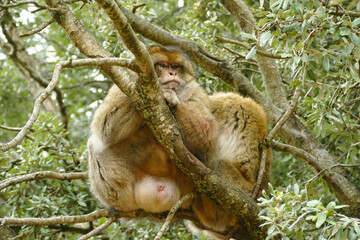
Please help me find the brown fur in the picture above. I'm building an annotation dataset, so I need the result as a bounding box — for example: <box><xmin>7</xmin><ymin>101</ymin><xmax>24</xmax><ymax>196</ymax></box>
<box><xmin>88</xmin><ymin>46</ymin><xmax>218</xmax><ymax>213</ymax></box>
<box><xmin>87</xmin><ymin>46</ymin><xmax>272</xmax><ymax>238</ymax></box>
<box><xmin>191</xmin><ymin>92</ymin><xmax>272</xmax><ymax>235</ymax></box>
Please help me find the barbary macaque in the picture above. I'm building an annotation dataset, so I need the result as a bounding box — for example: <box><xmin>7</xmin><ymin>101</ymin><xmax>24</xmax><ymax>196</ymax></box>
<box><xmin>87</xmin><ymin>45</ymin><xmax>218</xmax><ymax>213</ymax></box>
<box><xmin>87</xmin><ymin>45</ymin><xmax>272</xmax><ymax>238</ymax></box>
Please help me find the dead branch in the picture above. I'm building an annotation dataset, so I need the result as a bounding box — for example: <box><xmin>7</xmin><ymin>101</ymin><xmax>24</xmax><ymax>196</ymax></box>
<box><xmin>0</xmin><ymin>171</ymin><xmax>88</xmax><ymax>191</ymax></box>
<box><xmin>154</xmin><ymin>193</ymin><xmax>196</xmax><ymax>240</ymax></box>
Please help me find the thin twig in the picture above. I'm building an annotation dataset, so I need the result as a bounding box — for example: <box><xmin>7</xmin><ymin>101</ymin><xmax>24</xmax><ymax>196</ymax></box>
<box><xmin>0</xmin><ymin>1</ymin><xmax>57</xmax><ymax>11</ymax></box>
<box><xmin>0</xmin><ymin>125</ymin><xmax>35</xmax><ymax>141</ymax></box>
<box><xmin>251</xmin><ymin>148</ymin><xmax>268</xmax><ymax>199</ymax></box>
<box><xmin>9</xmin><ymin>227</ymin><xmax>36</xmax><ymax>240</ymax></box>
<box><xmin>0</xmin><ymin>171</ymin><xmax>88</xmax><ymax>191</ymax></box>
<box><xmin>132</xmin><ymin>3</ymin><xmax>146</xmax><ymax>14</ymax></box>
<box><xmin>252</xmin><ymin>88</ymin><xmax>301</xmax><ymax>198</ymax></box>
<box><xmin>78</xmin><ymin>217</ymin><xmax>116</xmax><ymax>240</ymax></box>
<box><xmin>305</xmin><ymin>164</ymin><xmax>360</xmax><ymax>199</ymax></box>
<box><xmin>216</xmin><ymin>36</ymin><xmax>291</xmax><ymax>60</ymax></box>
<box><xmin>0</xmin><ymin>209</ymin><xmax>109</xmax><ymax>226</ymax></box>
<box><xmin>289</xmin><ymin>211</ymin><xmax>310</xmax><ymax>228</ymax></box>
<box><xmin>154</xmin><ymin>192</ymin><xmax>196</xmax><ymax>240</ymax></box>
<box><xmin>20</xmin><ymin>18</ymin><xmax>55</xmax><ymax>38</ymax></box>
<box><xmin>271</xmin><ymin>141</ymin><xmax>318</xmax><ymax>167</ymax></box>
<box><xmin>267</xmin><ymin>88</ymin><xmax>302</xmax><ymax>141</ymax></box>
<box><xmin>327</xmin><ymin>10</ymin><xmax>360</xmax><ymax>18</ymax></box>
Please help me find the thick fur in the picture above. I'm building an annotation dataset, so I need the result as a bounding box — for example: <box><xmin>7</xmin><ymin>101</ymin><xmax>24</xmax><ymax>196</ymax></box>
<box><xmin>191</xmin><ymin>92</ymin><xmax>272</xmax><ymax>235</ymax></box>
<box><xmin>87</xmin><ymin>46</ymin><xmax>272</xmax><ymax>238</ymax></box>
<box><xmin>88</xmin><ymin>46</ymin><xmax>218</xmax><ymax>213</ymax></box>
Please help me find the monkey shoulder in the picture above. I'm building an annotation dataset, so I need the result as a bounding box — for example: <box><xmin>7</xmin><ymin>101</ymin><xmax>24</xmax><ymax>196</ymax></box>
<box><xmin>210</xmin><ymin>92</ymin><xmax>268</xmax><ymax>138</ymax></box>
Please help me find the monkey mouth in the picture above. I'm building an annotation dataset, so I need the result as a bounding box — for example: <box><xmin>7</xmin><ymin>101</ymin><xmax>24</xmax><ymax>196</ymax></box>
<box><xmin>161</xmin><ymin>80</ymin><xmax>180</xmax><ymax>89</ymax></box>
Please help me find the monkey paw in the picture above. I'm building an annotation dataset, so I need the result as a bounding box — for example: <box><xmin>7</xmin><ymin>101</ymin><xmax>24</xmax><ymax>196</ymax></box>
<box><xmin>162</xmin><ymin>89</ymin><xmax>180</xmax><ymax>107</ymax></box>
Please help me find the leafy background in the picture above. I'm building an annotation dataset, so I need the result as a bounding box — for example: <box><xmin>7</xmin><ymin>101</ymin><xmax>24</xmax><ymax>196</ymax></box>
<box><xmin>0</xmin><ymin>0</ymin><xmax>359</xmax><ymax>239</ymax></box>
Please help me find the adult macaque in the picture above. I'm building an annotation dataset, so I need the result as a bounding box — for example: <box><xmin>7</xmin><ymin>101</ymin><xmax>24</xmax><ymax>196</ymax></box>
<box><xmin>87</xmin><ymin>45</ymin><xmax>218</xmax><ymax>213</ymax></box>
<box><xmin>87</xmin><ymin>45</ymin><xmax>272</xmax><ymax>238</ymax></box>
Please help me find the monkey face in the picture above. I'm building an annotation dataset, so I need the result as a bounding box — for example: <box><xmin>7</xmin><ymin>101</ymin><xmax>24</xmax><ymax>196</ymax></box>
<box><xmin>155</xmin><ymin>62</ymin><xmax>185</xmax><ymax>90</ymax></box>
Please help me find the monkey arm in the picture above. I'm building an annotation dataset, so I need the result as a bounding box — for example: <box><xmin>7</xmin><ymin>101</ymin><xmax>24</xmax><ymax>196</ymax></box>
<box><xmin>171</xmin><ymin>87</ymin><xmax>219</xmax><ymax>163</ymax></box>
<box><xmin>90</xmin><ymin>85</ymin><xmax>143</xmax><ymax>146</ymax></box>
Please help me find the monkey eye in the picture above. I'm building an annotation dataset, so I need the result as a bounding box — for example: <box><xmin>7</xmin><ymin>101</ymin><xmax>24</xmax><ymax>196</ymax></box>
<box><xmin>170</xmin><ymin>65</ymin><xmax>180</xmax><ymax>70</ymax></box>
<box><xmin>157</xmin><ymin>63</ymin><xmax>168</xmax><ymax>69</ymax></box>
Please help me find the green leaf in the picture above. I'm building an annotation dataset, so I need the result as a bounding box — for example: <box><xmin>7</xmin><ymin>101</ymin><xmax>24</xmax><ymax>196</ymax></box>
<box><xmin>259</xmin><ymin>31</ymin><xmax>272</xmax><ymax>47</ymax></box>
<box><xmin>295</xmin><ymin>230</ymin><xmax>303</xmax><ymax>240</ymax></box>
<box><xmin>350</xmin><ymin>64</ymin><xmax>360</xmax><ymax>82</ymax></box>
<box><xmin>352</xmin><ymin>18</ymin><xmax>360</xmax><ymax>28</ymax></box>
<box><xmin>326</xmin><ymin>201</ymin><xmax>336</xmax><ymax>212</ymax></box>
<box><xmin>340</xmin><ymin>27</ymin><xmax>351</xmax><ymax>36</ymax></box>
<box><xmin>246</xmin><ymin>46</ymin><xmax>257</xmax><ymax>59</ymax></box>
<box><xmin>307</xmin><ymin>200</ymin><xmax>321</xmax><ymax>207</ymax></box>
<box><xmin>343</xmin><ymin>45</ymin><xmax>354</xmax><ymax>57</ymax></box>
<box><xmin>322</xmin><ymin>56</ymin><xmax>330</xmax><ymax>71</ymax></box>
<box><xmin>239</xmin><ymin>31</ymin><xmax>256</xmax><ymax>40</ymax></box>
<box><xmin>260</xmin><ymin>0</ymin><xmax>265</xmax><ymax>8</ymax></box>
<box><xmin>268</xmin><ymin>225</ymin><xmax>276</xmax><ymax>235</ymax></box>
<box><xmin>349</xmin><ymin>32</ymin><xmax>360</xmax><ymax>46</ymax></box>
<box><xmin>316</xmin><ymin>212</ymin><xmax>327</xmax><ymax>228</ymax></box>
<box><xmin>306</xmin><ymin>68</ymin><xmax>317</xmax><ymax>81</ymax></box>
<box><xmin>294</xmin><ymin>183</ymin><xmax>299</xmax><ymax>195</ymax></box>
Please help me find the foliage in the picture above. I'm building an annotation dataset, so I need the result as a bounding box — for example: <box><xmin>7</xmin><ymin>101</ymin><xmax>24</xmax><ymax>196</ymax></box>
<box><xmin>0</xmin><ymin>0</ymin><xmax>359</xmax><ymax>239</ymax></box>
<box><xmin>259</xmin><ymin>184</ymin><xmax>360</xmax><ymax>240</ymax></box>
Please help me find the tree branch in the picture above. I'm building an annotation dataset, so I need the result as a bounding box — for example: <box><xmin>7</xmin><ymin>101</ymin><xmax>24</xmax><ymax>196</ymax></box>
<box><xmin>267</xmin><ymin>88</ymin><xmax>302</xmax><ymax>141</ymax></box>
<box><xmin>77</xmin><ymin>217</ymin><xmax>116</xmax><ymax>240</ymax></box>
<box><xmin>0</xmin><ymin>57</ymin><xmax>133</xmax><ymax>152</ymax></box>
<box><xmin>155</xmin><ymin>193</ymin><xmax>196</xmax><ymax>240</ymax></box>
<box><xmin>0</xmin><ymin>209</ymin><xmax>109</xmax><ymax>226</ymax></box>
<box><xmin>216</xmin><ymin>36</ymin><xmax>290</xmax><ymax>60</ymax></box>
<box><xmin>20</xmin><ymin>18</ymin><xmax>55</xmax><ymax>38</ymax></box>
<box><xmin>0</xmin><ymin>171</ymin><xmax>88</xmax><ymax>191</ymax></box>
<box><xmin>220</xmin><ymin>0</ymin><xmax>289</xmax><ymax>109</ymax></box>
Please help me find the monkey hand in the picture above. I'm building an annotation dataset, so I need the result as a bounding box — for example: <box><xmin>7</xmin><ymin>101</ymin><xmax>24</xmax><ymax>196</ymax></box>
<box><xmin>162</xmin><ymin>89</ymin><xmax>180</xmax><ymax>107</ymax></box>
